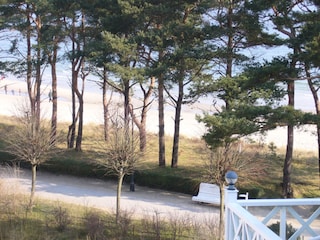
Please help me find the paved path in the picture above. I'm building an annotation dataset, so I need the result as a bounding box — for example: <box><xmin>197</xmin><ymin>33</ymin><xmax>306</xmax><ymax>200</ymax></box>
<box><xmin>1</xmin><ymin>168</ymin><xmax>220</xmax><ymax>223</ymax></box>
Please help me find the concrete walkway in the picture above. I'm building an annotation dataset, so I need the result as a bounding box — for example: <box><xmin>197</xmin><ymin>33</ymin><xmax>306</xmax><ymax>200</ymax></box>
<box><xmin>1</xmin><ymin>168</ymin><xmax>220</xmax><ymax>223</ymax></box>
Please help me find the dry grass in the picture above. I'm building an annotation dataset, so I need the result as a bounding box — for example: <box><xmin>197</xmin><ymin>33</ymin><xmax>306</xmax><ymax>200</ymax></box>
<box><xmin>1</xmin><ymin>114</ymin><xmax>320</xmax><ymax>198</ymax></box>
<box><xmin>0</xmin><ymin>164</ymin><xmax>29</xmax><ymax>222</ymax></box>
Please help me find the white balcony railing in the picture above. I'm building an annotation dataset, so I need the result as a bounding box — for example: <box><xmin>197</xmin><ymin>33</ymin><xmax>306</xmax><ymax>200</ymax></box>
<box><xmin>225</xmin><ymin>188</ymin><xmax>320</xmax><ymax>240</ymax></box>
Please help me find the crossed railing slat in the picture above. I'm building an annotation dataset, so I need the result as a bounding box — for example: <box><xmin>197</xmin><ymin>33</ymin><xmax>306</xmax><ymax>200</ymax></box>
<box><xmin>236</xmin><ymin>198</ymin><xmax>320</xmax><ymax>239</ymax></box>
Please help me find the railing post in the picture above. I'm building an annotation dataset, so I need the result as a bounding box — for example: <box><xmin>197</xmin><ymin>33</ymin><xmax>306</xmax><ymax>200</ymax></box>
<box><xmin>225</xmin><ymin>171</ymin><xmax>239</xmax><ymax>240</ymax></box>
<box><xmin>280</xmin><ymin>207</ymin><xmax>287</xmax><ymax>239</ymax></box>
<box><xmin>225</xmin><ymin>187</ymin><xmax>239</xmax><ymax>204</ymax></box>
<box><xmin>225</xmin><ymin>186</ymin><xmax>239</xmax><ymax>240</ymax></box>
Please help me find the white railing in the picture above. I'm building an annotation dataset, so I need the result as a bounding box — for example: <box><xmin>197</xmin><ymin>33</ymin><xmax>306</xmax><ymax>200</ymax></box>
<box><xmin>225</xmin><ymin>188</ymin><xmax>320</xmax><ymax>240</ymax></box>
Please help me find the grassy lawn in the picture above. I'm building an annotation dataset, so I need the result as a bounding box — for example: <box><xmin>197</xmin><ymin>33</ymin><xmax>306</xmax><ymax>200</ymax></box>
<box><xmin>0</xmin><ymin>115</ymin><xmax>319</xmax><ymax>199</ymax></box>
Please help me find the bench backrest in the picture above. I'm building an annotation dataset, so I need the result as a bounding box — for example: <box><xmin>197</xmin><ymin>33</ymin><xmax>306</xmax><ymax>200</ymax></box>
<box><xmin>198</xmin><ymin>183</ymin><xmax>220</xmax><ymax>195</ymax></box>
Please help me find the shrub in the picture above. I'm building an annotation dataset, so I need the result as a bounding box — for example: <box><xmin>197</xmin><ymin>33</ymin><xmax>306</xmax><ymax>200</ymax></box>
<box><xmin>268</xmin><ymin>221</ymin><xmax>300</xmax><ymax>240</ymax></box>
<box><xmin>83</xmin><ymin>211</ymin><xmax>106</xmax><ymax>240</ymax></box>
<box><xmin>134</xmin><ymin>170</ymin><xmax>199</xmax><ymax>195</ymax></box>
<box><xmin>51</xmin><ymin>205</ymin><xmax>72</xmax><ymax>232</ymax></box>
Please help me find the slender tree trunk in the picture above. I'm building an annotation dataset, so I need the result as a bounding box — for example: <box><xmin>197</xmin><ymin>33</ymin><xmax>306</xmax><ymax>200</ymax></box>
<box><xmin>138</xmin><ymin>80</ymin><xmax>154</xmax><ymax>152</ymax></box>
<box><xmin>25</xmin><ymin>38</ymin><xmax>41</xmax><ymax>180</ymax></box>
<box><xmin>74</xmin><ymin>10</ymin><xmax>88</xmax><ymax>152</ymax></box>
<box><xmin>226</xmin><ymin>3</ymin><xmax>233</xmax><ymax>79</ymax></box>
<box><xmin>67</xmin><ymin>16</ymin><xmax>78</xmax><ymax>149</ymax></box>
<box><xmin>116</xmin><ymin>171</ymin><xmax>124</xmax><ymax>224</ymax></box>
<box><xmin>317</xmin><ymin>127</ymin><xmax>320</xmax><ymax>188</ymax></box>
<box><xmin>219</xmin><ymin>183</ymin><xmax>225</xmax><ymax>240</ymax></box>
<box><xmin>271</xmin><ymin>4</ymin><xmax>298</xmax><ymax>199</ymax></box>
<box><xmin>75</xmin><ymin>95</ymin><xmax>83</xmax><ymax>151</ymax></box>
<box><xmin>29</xmin><ymin>164</ymin><xmax>37</xmax><ymax>209</ymax></box>
<box><xmin>158</xmin><ymin>74</ymin><xmax>166</xmax><ymax>167</ymax></box>
<box><xmin>130</xmin><ymin>77</ymin><xmax>155</xmax><ymax>152</ymax></box>
<box><xmin>283</xmin><ymin>80</ymin><xmax>294</xmax><ymax>198</ymax></box>
<box><xmin>26</xmin><ymin>5</ymin><xmax>37</xmax><ymax>118</ymax></box>
<box><xmin>35</xmin><ymin>15</ymin><xmax>42</xmax><ymax>125</ymax></box>
<box><xmin>306</xmin><ymin>69</ymin><xmax>320</xmax><ymax>187</ymax></box>
<box><xmin>130</xmin><ymin>103</ymin><xmax>148</xmax><ymax>152</ymax></box>
<box><xmin>67</xmin><ymin>82</ymin><xmax>77</xmax><ymax>148</ymax></box>
<box><xmin>139</xmin><ymin>125</ymin><xmax>146</xmax><ymax>152</ymax></box>
<box><xmin>69</xmin><ymin>70</ymin><xmax>85</xmax><ymax>152</ymax></box>
<box><xmin>50</xmin><ymin>46</ymin><xmax>58</xmax><ymax>143</ymax></box>
<box><xmin>224</xmin><ymin>2</ymin><xmax>234</xmax><ymax>110</ymax></box>
<box><xmin>171</xmin><ymin>79</ymin><xmax>183</xmax><ymax>168</ymax></box>
<box><xmin>102</xmin><ymin>68</ymin><xmax>110</xmax><ymax>142</ymax></box>
<box><xmin>124</xmin><ymin>80</ymin><xmax>130</xmax><ymax>128</ymax></box>
<box><xmin>102</xmin><ymin>86</ymin><xmax>109</xmax><ymax>142</ymax></box>
<box><xmin>67</xmin><ymin>13</ymin><xmax>86</xmax><ymax>150</ymax></box>
<box><xmin>283</xmin><ymin>124</ymin><xmax>294</xmax><ymax>198</ymax></box>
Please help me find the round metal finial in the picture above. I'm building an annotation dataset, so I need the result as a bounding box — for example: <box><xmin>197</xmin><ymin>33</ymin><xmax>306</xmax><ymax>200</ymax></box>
<box><xmin>225</xmin><ymin>171</ymin><xmax>238</xmax><ymax>190</ymax></box>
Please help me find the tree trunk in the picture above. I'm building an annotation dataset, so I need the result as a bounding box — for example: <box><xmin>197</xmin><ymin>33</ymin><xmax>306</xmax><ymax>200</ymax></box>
<box><xmin>139</xmin><ymin>123</ymin><xmax>147</xmax><ymax>152</ymax></box>
<box><xmin>283</xmin><ymin>124</ymin><xmax>294</xmax><ymax>198</ymax></box>
<box><xmin>72</xmin><ymin>62</ymin><xmax>86</xmax><ymax>152</ymax></box>
<box><xmin>35</xmin><ymin>15</ymin><xmax>42</xmax><ymax>126</ymax></box>
<box><xmin>102</xmin><ymin>68</ymin><xmax>110</xmax><ymax>142</ymax></box>
<box><xmin>226</xmin><ymin>3</ymin><xmax>233</xmax><ymax>79</ymax></box>
<box><xmin>116</xmin><ymin>171</ymin><xmax>124</xmax><ymax>224</ymax></box>
<box><xmin>67</xmin><ymin>13</ymin><xmax>85</xmax><ymax>149</ymax></box>
<box><xmin>130</xmin><ymin>103</ymin><xmax>148</xmax><ymax>152</ymax></box>
<box><xmin>317</xmin><ymin>127</ymin><xmax>320</xmax><ymax>188</ymax></box>
<box><xmin>67</xmin><ymin>18</ymin><xmax>78</xmax><ymax>149</ymax></box>
<box><xmin>74</xmin><ymin>10</ymin><xmax>88</xmax><ymax>152</ymax></box>
<box><xmin>25</xmin><ymin>5</ymin><xmax>38</xmax><ymax>121</ymax></box>
<box><xmin>271</xmin><ymin>3</ymin><xmax>299</xmax><ymax>199</ymax></box>
<box><xmin>124</xmin><ymin>80</ymin><xmax>130</xmax><ymax>128</ymax></box>
<box><xmin>306</xmin><ymin>70</ymin><xmax>320</xmax><ymax>187</ymax></box>
<box><xmin>29</xmin><ymin>164</ymin><xmax>37</xmax><ymax>209</ymax></box>
<box><xmin>282</xmin><ymin>80</ymin><xmax>294</xmax><ymax>198</ymax></box>
<box><xmin>171</xmin><ymin>79</ymin><xmax>183</xmax><ymax>168</ymax></box>
<box><xmin>67</xmin><ymin>89</ymin><xmax>77</xmax><ymax>148</ymax></box>
<box><xmin>130</xmin><ymin>77</ymin><xmax>155</xmax><ymax>152</ymax></box>
<box><xmin>75</xmin><ymin>94</ymin><xmax>83</xmax><ymax>151</ymax></box>
<box><xmin>158</xmin><ymin>74</ymin><xmax>166</xmax><ymax>167</ymax></box>
<box><xmin>50</xmin><ymin>46</ymin><xmax>58</xmax><ymax>143</ymax></box>
<box><xmin>219</xmin><ymin>183</ymin><xmax>225</xmax><ymax>240</ymax></box>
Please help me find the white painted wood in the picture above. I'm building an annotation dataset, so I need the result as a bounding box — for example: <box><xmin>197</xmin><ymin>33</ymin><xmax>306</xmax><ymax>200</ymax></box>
<box><xmin>225</xmin><ymin>189</ymin><xmax>320</xmax><ymax>239</ymax></box>
<box><xmin>227</xmin><ymin>202</ymin><xmax>281</xmax><ymax>240</ymax></box>
<box><xmin>192</xmin><ymin>182</ymin><xmax>220</xmax><ymax>205</ymax></box>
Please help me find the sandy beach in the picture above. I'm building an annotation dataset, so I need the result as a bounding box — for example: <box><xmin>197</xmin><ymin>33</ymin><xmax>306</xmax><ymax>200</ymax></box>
<box><xmin>0</xmin><ymin>78</ymin><xmax>318</xmax><ymax>152</ymax></box>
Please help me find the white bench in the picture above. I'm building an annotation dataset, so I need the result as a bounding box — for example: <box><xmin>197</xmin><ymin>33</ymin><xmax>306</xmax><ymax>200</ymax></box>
<box><xmin>192</xmin><ymin>183</ymin><xmax>220</xmax><ymax>205</ymax></box>
<box><xmin>192</xmin><ymin>183</ymin><xmax>249</xmax><ymax>206</ymax></box>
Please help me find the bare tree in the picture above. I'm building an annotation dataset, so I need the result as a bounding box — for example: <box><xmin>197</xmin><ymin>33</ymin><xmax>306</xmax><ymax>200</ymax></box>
<box><xmin>4</xmin><ymin>107</ymin><xmax>61</xmax><ymax>209</ymax></box>
<box><xmin>202</xmin><ymin>141</ymin><xmax>268</xmax><ymax>240</ymax></box>
<box><xmin>95</xmin><ymin>116</ymin><xmax>140</xmax><ymax>223</ymax></box>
